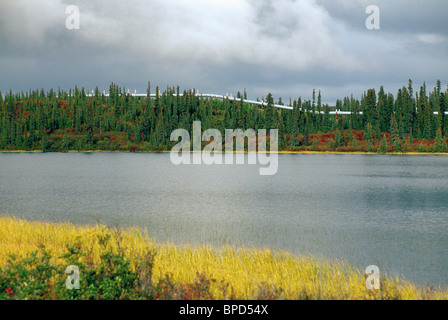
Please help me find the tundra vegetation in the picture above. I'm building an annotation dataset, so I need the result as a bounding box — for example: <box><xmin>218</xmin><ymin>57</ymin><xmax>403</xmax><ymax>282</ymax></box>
<box><xmin>0</xmin><ymin>80</ymin><xmax>447</xmax><ymax>153</ymax></box>
<box><xmin>0</xmin><ymin>216</ymin><xmax>447</xmax><ymax>300</ymax></box>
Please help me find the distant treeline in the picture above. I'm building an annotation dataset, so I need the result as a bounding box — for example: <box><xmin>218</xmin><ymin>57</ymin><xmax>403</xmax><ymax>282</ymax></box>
<box><xmin>0</xmin><ymin>80</ymin><xmax>447</xmax><ymax>153</ymax></box>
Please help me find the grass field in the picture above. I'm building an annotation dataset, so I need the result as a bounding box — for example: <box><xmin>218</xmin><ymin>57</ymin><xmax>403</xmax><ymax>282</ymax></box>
<box><xmin>0</xmin><ymin>216</ymin><xmax>447</xmax><ymax>300</ymax></box>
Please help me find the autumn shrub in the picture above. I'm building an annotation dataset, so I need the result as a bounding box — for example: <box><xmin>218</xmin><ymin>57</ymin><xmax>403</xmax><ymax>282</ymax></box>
<box><xmin>1</xmin><ymin>217</ymin><xmax>448</xmax><ymax>300</ymax></box>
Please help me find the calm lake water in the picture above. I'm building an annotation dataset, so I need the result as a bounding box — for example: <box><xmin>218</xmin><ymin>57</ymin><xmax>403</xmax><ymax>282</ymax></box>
<box><xmin>0</xmin><ymin>153</ymin><xmax>447</xmax><ymax>287</ymax></box>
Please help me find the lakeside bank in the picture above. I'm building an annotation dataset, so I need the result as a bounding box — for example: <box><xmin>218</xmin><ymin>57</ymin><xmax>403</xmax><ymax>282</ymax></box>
<box><xmin>0</xmin><ymin>216</ymin><xmax>447</xmax><ymax>300</ymax></box>
<box><xmin>1</xmin><ymin>149</ymin><xmax>448</xmax><ymax>155</ymax></box>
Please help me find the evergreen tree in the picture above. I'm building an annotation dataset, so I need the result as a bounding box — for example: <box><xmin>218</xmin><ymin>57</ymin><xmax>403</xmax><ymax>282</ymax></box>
<box><xmin>416</xmin><ymin>82</ymin><xmax>428</xmax><ymax>138</ymax></box>
<box><xmin>334</xmin><ymin>130</ymin><xmax>345</xmax><ymax>148</ymax></box>
<box><xmin>390</xmin><ymin>115</ymin><xmax>401</xmax><ymax>152</ymax></box>
<box><xmin>61</xmin><ymin>133</ymin><xmax>70</xmax><ymax>151</ymax></box>
<box><xmin>265</xmin><ymin>93</ymin><xmax>275</xmax><ymax>129</ymax></box>
<box><xmin>86</xmin><ymin>124</ymin><xmax>94</xmax><ymax>149</ymax></box>
<box><xmin>434</xmin><ymin>127</ymin><xmax>447</xmax><ymax>153</ymax></box>
<box><xmin>423</xmin><ymin>104</ymin><xmax>433</xmax><ymax>140</ymax></box>
<box><xmin>350</xmin><ymin>95</ymin><xmax>362</xmax><ymax>130</ymax></box>
<box><xmin>302</xmin><ymin>130</ymin><xmax>309</xmax><ymax>147</ymax></box>
<box><xmin>322</xmin><ymin>104</ymin><xmax>331</xmax><ymax>133</ymax></box>
<box><xmin>316</xmin><ymin>90</ymin><xmax>322</xmax><ymax>131</ymax></box>
<box><xmin>377</xmin><ymin>86</ymin><xmax>389</xmax><ymax>132</ymax></box>
<box><xmin>290</xmin><ymin>129</ymin><xmax>300</xmax><ymax>149</ymax></box>
<box><xmin>153</xmin><ymin>113</ymin><xmax>166</xmax><ymax>148</ymax></box>
<box><xmin>378</xmin><ymin>134</ymin><xmax>388</xmax><ymax>153</ymax></box>
<box><xmin>41</xmin><ymin>133</ymin><xmax>50</xmax><ymax>152</ymax></box>
<box><xmin>364</xmin><ymin>123</ymin><xmax>374</xmax><ymax>143</ymax></box>
<box><xmin>441</xmin><ymin>93</ymin><xmax>446</xmax><ymax>134</ymax></box>
<box><xmin>363</xmin><ymin>89</ymin><xmax>377</xmax><ymax>128</ymax></box>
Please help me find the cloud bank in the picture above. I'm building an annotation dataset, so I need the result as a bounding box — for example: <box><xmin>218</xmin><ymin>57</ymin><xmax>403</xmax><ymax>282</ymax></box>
<box><xmin>0</xmin><ymin>0</ymin><xmax>447</xmax><ymax>103</ymax></box>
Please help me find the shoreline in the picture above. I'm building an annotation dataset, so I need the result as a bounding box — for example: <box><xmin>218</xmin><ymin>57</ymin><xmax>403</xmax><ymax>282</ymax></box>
<box><xmin>1</xmin><ymin>215</ymin><xmax>447</xmax><ymax>299</ymax></box>
<box><xmin>1</xmin><ymin>149</ymin><xmax>448</xmax><ymax>155</ymax></box>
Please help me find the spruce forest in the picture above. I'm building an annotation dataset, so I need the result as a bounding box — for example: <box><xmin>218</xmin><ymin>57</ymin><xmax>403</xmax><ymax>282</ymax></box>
<box><xmin>0</xmin><ymin>79</ymin><xmax>447</xmax><ymax>153</ymax></box>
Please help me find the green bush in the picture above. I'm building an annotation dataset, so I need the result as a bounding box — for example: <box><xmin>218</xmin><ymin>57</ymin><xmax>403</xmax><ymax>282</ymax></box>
<box><xmin>0</xmin><ymin>233</ymin><xmax>157</xmax><ymax>300</ymax></box>
<box><xmin>0</xmin><ymin>232</ymin><xmax>227</xmax><ymax>300</ymax></box>
<box><xmin>0</xmin><ymin>245</ymin><xmax>58</xmax><ymax>300</ymax></box>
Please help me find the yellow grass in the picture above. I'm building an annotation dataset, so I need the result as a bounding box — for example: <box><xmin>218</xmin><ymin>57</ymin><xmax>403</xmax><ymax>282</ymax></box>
<box><xmin>0</xmin><ymin>216</ymin><xmax>447</xmax><ymax>300</ymax></box>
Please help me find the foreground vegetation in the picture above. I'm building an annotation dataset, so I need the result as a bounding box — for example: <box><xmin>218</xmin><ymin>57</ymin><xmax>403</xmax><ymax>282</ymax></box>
<box><xmin>1</xmin><ymin>80</ymin><xmax>447</xmax><ymax>153</ymax></box>
<box><xmin>0</xmin><ymin>216</ymin><xmax>447</xmax><ymax>300</ymax></box>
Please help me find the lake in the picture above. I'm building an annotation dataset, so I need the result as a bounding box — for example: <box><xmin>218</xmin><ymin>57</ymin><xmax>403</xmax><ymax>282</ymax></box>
<box><xmin>0</xmin><ymin>152</ymin><xmax>447</xmax><ymax>287</ymax></box>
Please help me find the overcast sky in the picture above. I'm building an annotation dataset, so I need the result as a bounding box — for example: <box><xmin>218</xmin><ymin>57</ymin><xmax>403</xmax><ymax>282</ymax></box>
<box><xmin>1</xmin><ymin>0</ymin><xmax>447</xmax><ymax>104</ymax></box>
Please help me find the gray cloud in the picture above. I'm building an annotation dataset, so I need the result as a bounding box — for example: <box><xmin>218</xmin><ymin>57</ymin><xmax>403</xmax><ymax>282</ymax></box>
<box><xmin>317</xmin><ymin>0</ymin><xmax>448</xmax><ymax>35</ymax></box>
<box><xmin>0</xmin><ymin>0</ymin><xmax>447</xmax><ymax>104</ymax></box>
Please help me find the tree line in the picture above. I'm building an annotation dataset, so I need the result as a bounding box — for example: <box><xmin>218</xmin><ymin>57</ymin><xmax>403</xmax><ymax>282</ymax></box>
<box><xmin>0</xmin><ymin>80</ymin><xmax>447</xmax><ymax>153</ymax></box>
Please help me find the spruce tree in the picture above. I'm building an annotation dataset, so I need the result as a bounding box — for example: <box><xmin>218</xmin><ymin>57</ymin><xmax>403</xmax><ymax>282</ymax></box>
<box><xmin>378</xmin><ymin>134</ymin><xmax>388</xmax><ymax>153</ymax></box>
<box><xmin>86</xmin><ymin>124</ymin><xmax>94</xmax><ymax>149</ymax></box>
<box><xmin>363</xmin><ymin>89</ymin><xmax>377</xmax><ymax>127</ymax></box>
<box><xmin>265</xmin><ymin>93</ymin><xmax>274</xmax><ymax>129</ymax></box>
<box><xmin>390</xmin><ymin>115</ymin><xmax>401</xmax><ymax>152</ymax></box>
<box><xmin>364</xmin><ymin>123</ymin><xmax>373</xmax><ymax>143</ymax></box>
<box><xmin>440</xmin><ymin>93</ymin><xmax>446</xmax><ymax>134</ymax></box>
<box><xmin>323</xmin><ymin>104</ymin><xmax>331</xmax><ymax>133</ymax></box>
<box><xmin>61</xmin><ymin>133</ymin><xmax>70</xmax><ymax>151</ymax></box>
<box><xmin>423</xmin><ymin>104</ymin><xmax>433</xmax><ymax>140</ymax></box>
<box><xmin>41</xmin><ymin>133</ymin><xmax>49</xmax><ymax>152</ymax></box>
<box><xmin>377</xmin><ymin>86</ymin><xmax>388</xmax><ymax>132</ymax></box>
<box><xmin>316</xmin><ymin>90</ymin><xmax>322</xmax><ymax>131</ymax></box>
<box><xmin>434</xmin><ymin>127</ymin><xmax>447</xmax><ymax>153</ymax></box>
